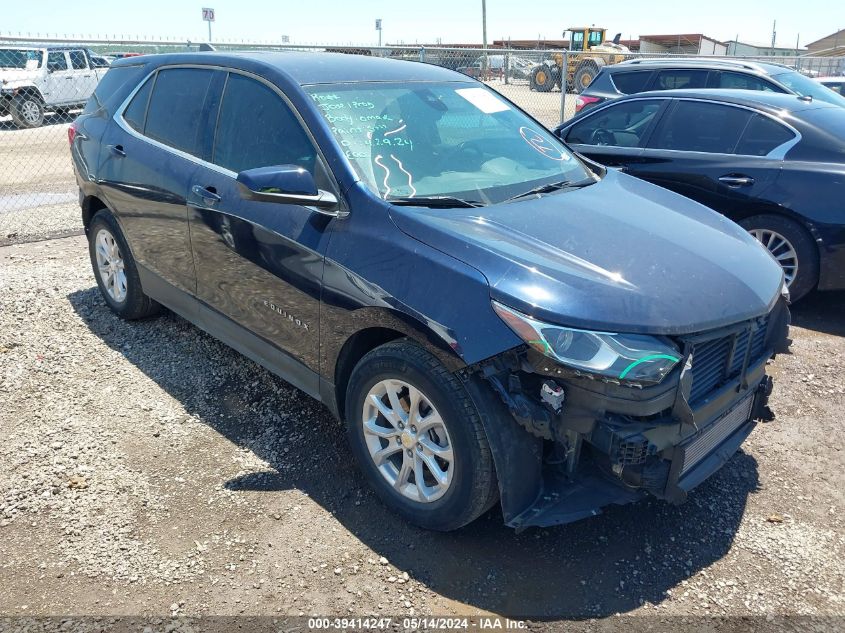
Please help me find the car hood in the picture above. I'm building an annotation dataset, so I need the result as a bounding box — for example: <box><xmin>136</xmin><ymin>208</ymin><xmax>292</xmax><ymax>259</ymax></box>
<box><xmin>389</xmin><ymin>170</ymin><xmax>783</xmax><ymax>335</ymax></box>
<box><xmin>0</xmin><ymin>69</ymin><xmax>36</xmax><ymax>84</ymax></box>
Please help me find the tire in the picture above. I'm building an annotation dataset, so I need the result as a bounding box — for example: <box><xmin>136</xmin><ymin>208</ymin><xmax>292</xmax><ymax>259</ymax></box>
<box><xmin>88</xmin><ymin>210</ymin><xmax>161</xmax><ymax>319</ymax></box>
<box><xmin>573</xmin><ymin>61</ymin><xmax>599</xmax><ymax>94</ymax></box>
<box><xmin>739</xmin><ymin>214</ymin><xmax>818</xmax><ymax>302</ymax></box>
<box><xmin>345</xmin><ymin>339</ymin><xmax>498</xmax><ymax>531</ymax></box>
<box><xmin>531</xmin><ymin>64</ymin><xmax>554</xmax><ymax>92</ymax></box>
<box><xmin>10</xmin><ymin>93</ymin><xmax>45</xmax><ymax>129</ymax></box>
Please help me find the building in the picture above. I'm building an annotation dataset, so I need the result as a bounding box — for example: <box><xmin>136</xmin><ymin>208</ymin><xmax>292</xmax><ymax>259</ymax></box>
<box><xmin>725</xmin><ymin>40</ymin><xmax>805</xmax><ymax>57</ymax></box>
<box><xmin>638</xmin><ymin>34</ymin><xmax>726</xmax><ymax>56</ymax></box>
<box><xmin>806</xmin><ymin>29</ymin><xmax>845</xmax><ymax>55</ymax></box>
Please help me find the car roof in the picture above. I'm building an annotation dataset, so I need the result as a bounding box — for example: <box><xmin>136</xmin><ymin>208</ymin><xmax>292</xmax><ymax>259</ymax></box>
<box><xmin>612</xmin><ymin>57</ymin><xmax>793</xmax><ymax>75</ymax></box>
<box><xmin>614</xmin><ymin>88</ymin><xmax>835</xmax><ymax>113</ymax></box>
<box><xmin>111</xmin><ymin>51</ymin><xmax>474</xmax><ymax>85</ymax></box>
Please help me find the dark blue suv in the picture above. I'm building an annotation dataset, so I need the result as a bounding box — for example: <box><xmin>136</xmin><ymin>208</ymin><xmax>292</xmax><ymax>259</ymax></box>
<box><xmin>70</xmin><ymin>52</ymin><xmax>789</xmax><ymax>531</ymax></box>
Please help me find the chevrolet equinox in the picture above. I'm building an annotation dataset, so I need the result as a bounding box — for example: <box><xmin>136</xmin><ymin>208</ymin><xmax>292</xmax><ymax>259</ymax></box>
<box><xmin>70</xmin><ymin>52</ymin><xmax>789</xmax><ymax>531</ymax></box>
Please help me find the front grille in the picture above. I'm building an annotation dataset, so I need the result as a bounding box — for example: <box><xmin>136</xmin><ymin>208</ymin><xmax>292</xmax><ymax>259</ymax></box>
<box><xmin>688</xmin><ymin>318</ymin><xmax>769</xmax><ymax>405</ymax></box>
<box><xmin>680</xmin><ymin>394</ymin><xmax>754</xmax><ymax>476</ymax></box>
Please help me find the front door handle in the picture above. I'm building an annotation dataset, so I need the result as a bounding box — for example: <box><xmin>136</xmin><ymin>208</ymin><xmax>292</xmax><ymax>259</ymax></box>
<box><xmin>108</xmin><ymin>144</ymin><xmax>125</xmax><ymax>157</ymax></box>
<box><xmin>718</xmin><ymin>175</ymin><xmax>754</xmax><ymax>187</ymax></box>
<box><xmin>192</xmin><ymin>184</ymin><xmax>221</xmax><ymax>204</ymax></box>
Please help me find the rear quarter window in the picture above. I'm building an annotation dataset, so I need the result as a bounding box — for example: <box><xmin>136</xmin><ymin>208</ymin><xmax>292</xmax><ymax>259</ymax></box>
<box><xmin>610</xmin><ymin>71</ymin><xmax>654</xmax><ymax>95</ymax></box>
<box><xmin>82</xmin><ymin>65</ymin><xmax>145</xmax><ymax>115</ymax></box>
<box><xmin>734</xmin><ymin>114</ymin><xmax>795</xmax><ymax>156</ymax></box>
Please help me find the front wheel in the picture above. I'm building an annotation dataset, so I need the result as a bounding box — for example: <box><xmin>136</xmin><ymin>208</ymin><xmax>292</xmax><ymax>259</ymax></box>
<box><xmin>345</xmin><ymin>340</ymin><xmax>498</xmax><ymax>531</ymax></box>
<box><xmin>739</xmin><ymin>214</ymin><xmax>818</xmax><ymax>302</ymax></box>
<box><xmin>531</xmin><ymin>65</ymin><xmax>555</xmax><ymax>92</ymax></box>
<box><xmin>10</xmin><ymin>94</ymin><xmax>44</xmax><ymax>128</ymax></box>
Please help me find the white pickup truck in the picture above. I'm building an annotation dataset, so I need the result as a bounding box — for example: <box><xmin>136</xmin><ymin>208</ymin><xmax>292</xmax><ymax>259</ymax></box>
<box><xmin>0</xmin><ymin>46</ymin><xmax>108</xmax><ymax>128</ymax></box>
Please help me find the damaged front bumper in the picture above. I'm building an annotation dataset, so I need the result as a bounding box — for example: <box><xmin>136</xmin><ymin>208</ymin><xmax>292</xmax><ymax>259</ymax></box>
<box><xmin>471</xmin><ymin>297</ymin><xmax>788</xmax><ymax>530</ymax></box>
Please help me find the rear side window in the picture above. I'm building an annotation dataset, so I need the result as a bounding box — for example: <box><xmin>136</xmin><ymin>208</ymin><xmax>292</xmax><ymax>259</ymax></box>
<box><xmin>69</xmin><ymin>50</ymin><xmax>88</xmax><ymax>70</ymax></box>
<box><xmin>734</xmin><ymin>114</ymin><xmax>795</xmax><ymax>156</ymax></box>
<box><xmin>566</xmin><ymin>99</ymin><xmax>663</xmax><ymax>147</ymax></box>
<box><xmin>649</xmin><ymin>101</ymin><xmax>752</xmax><ymax>153</ymax></box>
<box><xmin>610</xmin><ymin>71</ymin><xmax>653</xmax><ymax>95</ymax></box>
<box><xmin>144</xmin><ymin>68</ymin><xmax>215</xmax><ymax>156</ymax></box>
<box><xmin>122</xmin><ymin>74</ymin><xmax>154</xmax><ymax>132</ymax></box>
<box><xmin>47</xmin><ymin>51</ymin><xmax>67</xmax><ymax>72</ymax></box>
<box><xmin>212</xmin><ymin>73</ymin><xmax>317</xmax><ymax>173</ymax></box>
<box><xmin>83</xmin><ymin>65</ymin><xmax>144</xmax><ymax>115</ymax></box>
<box><xmin>654</xmin><ymin>69</ymin><xmax>708</xmax><ymax>90</ymax></box>
<box><xmin>714</xmin><ymin>71</ymin><xmax>782</xmax><ymax>92</ymax></box>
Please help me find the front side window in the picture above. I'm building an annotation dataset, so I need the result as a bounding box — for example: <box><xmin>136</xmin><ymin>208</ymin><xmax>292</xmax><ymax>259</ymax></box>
<box><xmin>213</xmin><ymin>73</ymin><xmax>317</xmax><ymax>173</ymax></box>
<box><xmin>47</xmin><ymin>51</ymin><xmax>68</xmax><ymax>72</ymax></box>
<box><xmin>649</xmin><ymin>101</ymin><xmax>752</xmax><ymax>154</ymax></box>
<box><xmin>715</xmin><ymin>71</ymin><xmax>781</xmax><ymax>92</ymax></box>
<box><xmin>0</xmin><ymin>48</ymin><xmax>43</xmax><ymax>69</ymax></box>
<box><xmin>306</xmin><ymin>82</ymin><xmax>592</xmax><ymax>204</ymax></box>
<box><xmin>69</xmin><ymin>50</ymin><xmax>88</xmax><ymax>70</ymax></box>
<box><xmin>143</xmin><ymin>68</ymin><xmax>215</xmax><ymax>156</ymax></box>
<box><xmin>566</xmin><ymin>99</ymin><xmax>663</xmax><ymax>147</ymax></box>
<box><xmin>654</xmin><ymin>69</ymin><xmax>708</xmax><ymax>90</ymax></box>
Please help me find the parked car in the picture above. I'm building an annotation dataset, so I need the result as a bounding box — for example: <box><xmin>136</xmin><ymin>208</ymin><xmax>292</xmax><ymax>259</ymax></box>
<box><xmin>574</xmin><ymin>58</ymin><xmax>845</xmax><ymax>115</ymax></box>
<box><xmin>457</xmin><ymin>54</ymin><xmax>533</xmax><ymax>81</ymax></box>
<box><xmin>70</xmin><ymin>53</ymin><xmax>788</xmax><ymax>531</ymax></box>
<box><xmin>556</xmin><ymin>89</ymin><xmax>845</xmax><ymax>301</ymax></box>
<box><xmin>817</xmin><ymin>76</ymin><xmax>845</xmax><ymax>96</ymax></box>
<box><xmin>0</xmin><ymin>46</ymin><xmax>107</xmax><ymax>127</ymax></box>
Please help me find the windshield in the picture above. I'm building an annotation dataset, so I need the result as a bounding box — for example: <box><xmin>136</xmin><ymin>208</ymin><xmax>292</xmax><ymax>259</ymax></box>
<box><xmin>306</xmin><ymin>82</ymin><xmax>592</xmax><ymax>204</ymax></box>
<box><xmin>772</xmin><ymin>70</ymin><xmax>845</xmax><ymax>107</ymax></box>
<box><xmin>0</xmin><ymin>48</ymin><xmax>43</xmax><ymax>70</ymax></box>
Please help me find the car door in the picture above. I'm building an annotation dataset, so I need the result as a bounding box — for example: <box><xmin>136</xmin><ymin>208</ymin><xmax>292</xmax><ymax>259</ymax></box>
<box><xmin>98</xmin><ymin>66</ymin><xmax>219</xmax><ymax>296</ymax></box>
<box><xmin>187</xmin><ymin>71</ymin><xmax>338</xmax><ymax>389</ymax></box>
<box><xmin>562</xmin><ymin>98</ymin><xmax>668</xmax><ymax>170</ymax></box>
<box><xmin>43</xmin><ymin>51</ymin><xmax>75</xmax><ymax>105</ymax></box>
<box><xmin>631</xmin><ymin>99</ymin><xmax>789</xmax><ymax>216</ymax></box>
<box><xmin>67</xmin><ymin>49</ymin><xmax>98</xmax><ymax>103</ymax></box>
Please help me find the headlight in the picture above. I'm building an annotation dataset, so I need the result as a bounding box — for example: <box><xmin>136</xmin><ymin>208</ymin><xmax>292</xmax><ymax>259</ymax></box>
<box><xmin>492</xmin><ymin>301</ymin><xmax>681</xmax><ymax>386</ymax></box>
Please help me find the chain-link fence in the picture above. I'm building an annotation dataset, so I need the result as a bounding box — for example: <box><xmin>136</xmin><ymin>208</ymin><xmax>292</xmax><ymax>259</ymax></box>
<box><xmin>1</xmin><ymin>35</ymin><xmax>843</xmax><ymax>245</ymax></box>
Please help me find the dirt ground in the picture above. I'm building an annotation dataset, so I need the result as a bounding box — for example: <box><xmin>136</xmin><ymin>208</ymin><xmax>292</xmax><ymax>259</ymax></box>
<box><xmin>0</xmin><ymin>235</ymin><xmax>842</xmax><ymax>626</ymax></box>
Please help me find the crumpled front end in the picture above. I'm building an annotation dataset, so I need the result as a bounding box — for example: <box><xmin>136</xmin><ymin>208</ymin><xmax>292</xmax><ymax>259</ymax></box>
<box><xmin>473</xmin><ymin>296</ymin><xmax>790</xmax><ymax>530</ymax></box>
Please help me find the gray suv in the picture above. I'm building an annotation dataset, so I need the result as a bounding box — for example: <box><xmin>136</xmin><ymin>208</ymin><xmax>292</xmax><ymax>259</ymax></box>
<box><xmin>574</xmin><ymin>58</ymin><xmax>845</xmax><ymax>114</ymax></box>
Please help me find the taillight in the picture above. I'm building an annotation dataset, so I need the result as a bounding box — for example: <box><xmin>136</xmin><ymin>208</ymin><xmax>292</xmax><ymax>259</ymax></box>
<box><xmin>67</xmin><ymin>122</ymin><xmax>77</xmax><ymax>146</ymax></box>
<box><xmin>575</xmin><ymin>96</ymin><xmax>602</xmax><ymax>112</ymax></box>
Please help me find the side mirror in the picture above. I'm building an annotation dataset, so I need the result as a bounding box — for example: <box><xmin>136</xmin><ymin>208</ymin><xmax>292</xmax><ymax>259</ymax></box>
<box><xmin>236</xmin><ymin>165</ymin><xmax>338</xmax><ymax>211</ymax></box>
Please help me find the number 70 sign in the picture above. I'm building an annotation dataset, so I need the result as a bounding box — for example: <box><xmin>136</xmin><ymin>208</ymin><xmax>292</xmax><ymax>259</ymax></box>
<box><xmin>202</xmin><ymin>7</ymin><xmax>215</xmax><ymax>21</ymax></box>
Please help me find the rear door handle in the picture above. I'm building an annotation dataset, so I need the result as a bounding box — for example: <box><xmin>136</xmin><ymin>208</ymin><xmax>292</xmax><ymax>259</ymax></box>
<box><xmin>107</xmin><ymin>144</ymin><xmax>125</xmax><ymax>157</ymax></box>
<box><xmin>718</xmin><ymin>175</ymin><xmax>754</xmax><ymax>187</ymax></box>
<box><xmin>192</xmin><ymin>185</ymin><xmax>221</xmax><ymax>204</ymax></box>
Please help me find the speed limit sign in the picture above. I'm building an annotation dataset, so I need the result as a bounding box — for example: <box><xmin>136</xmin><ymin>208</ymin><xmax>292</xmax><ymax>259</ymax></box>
<box><xmin>202</xmin><ymin>7</ymin><xmax>215</xmax><ymax>21</ymax></box>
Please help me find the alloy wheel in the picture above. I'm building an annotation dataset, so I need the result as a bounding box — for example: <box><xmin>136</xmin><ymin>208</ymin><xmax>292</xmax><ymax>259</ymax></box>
<box><xmin>361</xmin><ymin>379</ymin><xmax>454</xmax><ymax>503</ymax></box>
<box><xmin>21</xmin><ymin>100</ymin><xmax>41</xmax><ymax>125</ymax></box>
<box><xmin>749</xmin><ymin>228</ymin><xmax>798</xmax><ymax>287</ymax></box>
<box><xmin>94</xmin><ymin>228</ymin><xmax>128</xmax><ymax>303</ymax></box>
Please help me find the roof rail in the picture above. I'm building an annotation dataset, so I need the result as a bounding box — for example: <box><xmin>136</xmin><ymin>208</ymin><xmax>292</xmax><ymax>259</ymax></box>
<box><xmin>619</xmin><ymin>57</ymin><xmax>765</xmax><ymax>71</ymax></box>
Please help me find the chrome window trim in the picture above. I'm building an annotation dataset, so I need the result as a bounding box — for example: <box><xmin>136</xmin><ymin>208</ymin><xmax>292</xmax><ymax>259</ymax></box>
<box><xmin>566</xmin><ymin>95</ymin><xmax>801</xmax><ymax>160</ymax></box>
<box><xmin>112</xmin><ymin>63</ymin><xmax>344</xmax><ymax>195</ymax></box>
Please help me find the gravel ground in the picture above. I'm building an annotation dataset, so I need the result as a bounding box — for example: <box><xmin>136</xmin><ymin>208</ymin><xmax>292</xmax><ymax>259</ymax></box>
<box><xmin>0</xmin><ymin>236</ymin><xmax>843</xmax><ymax>625</ymax></box>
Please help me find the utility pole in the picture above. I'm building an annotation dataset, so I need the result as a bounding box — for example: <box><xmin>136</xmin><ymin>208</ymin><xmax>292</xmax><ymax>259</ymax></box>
<box><xmin>375</xmin><ymin>18</ymin><xmax>382</xmax><ymax>47</ymax></box>
<box><xmin>771</xmin><ymin>19</ymin><xmax>776</xmax><ymax>53</ymax></box>
<box><xmin>481</xmin><ymin>0</ymin><xmax>488</xmax><ymax>78</ymax></box>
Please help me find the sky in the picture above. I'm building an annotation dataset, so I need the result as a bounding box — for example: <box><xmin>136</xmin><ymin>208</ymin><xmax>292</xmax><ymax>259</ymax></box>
<box><xmin>1</xmin><ymin>0</ymin><xmax>841</xmax><ymax>49</ymax></box>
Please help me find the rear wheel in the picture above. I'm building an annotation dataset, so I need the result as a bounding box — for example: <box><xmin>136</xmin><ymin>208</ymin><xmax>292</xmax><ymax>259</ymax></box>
<box><xmin>739</xmin><ymin>214</ymin><xmax>818</xmax><ymax>301</ymax></box>
<box><xmin>88</xmin><ymin>210</ymin><xmax>161</xmax><ymax>319</ymax></box>
<box><xmin>10</xmin><ymin>93</ymin><xmax>44</xmax><ymax>128</ymax></box>
<box><xmin>531</xmin><ymin>64</ymin><xmax>555</xmax><ymax>92</ymax></box>
<box><xmin>345</xmin><ymin>340</ymin><xmax>498</xmax><ymax>531</ymax></box>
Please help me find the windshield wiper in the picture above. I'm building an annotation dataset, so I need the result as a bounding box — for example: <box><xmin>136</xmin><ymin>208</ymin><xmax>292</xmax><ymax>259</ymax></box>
<box><xmin>505</xmin><ymin>177</ymin><xmax>596</xmax><ymax>203</ymax></box>
<box><xmin>387</xmin><ymin>195</ymin><xmax>484</xmax><ymax>208</ymax></box>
